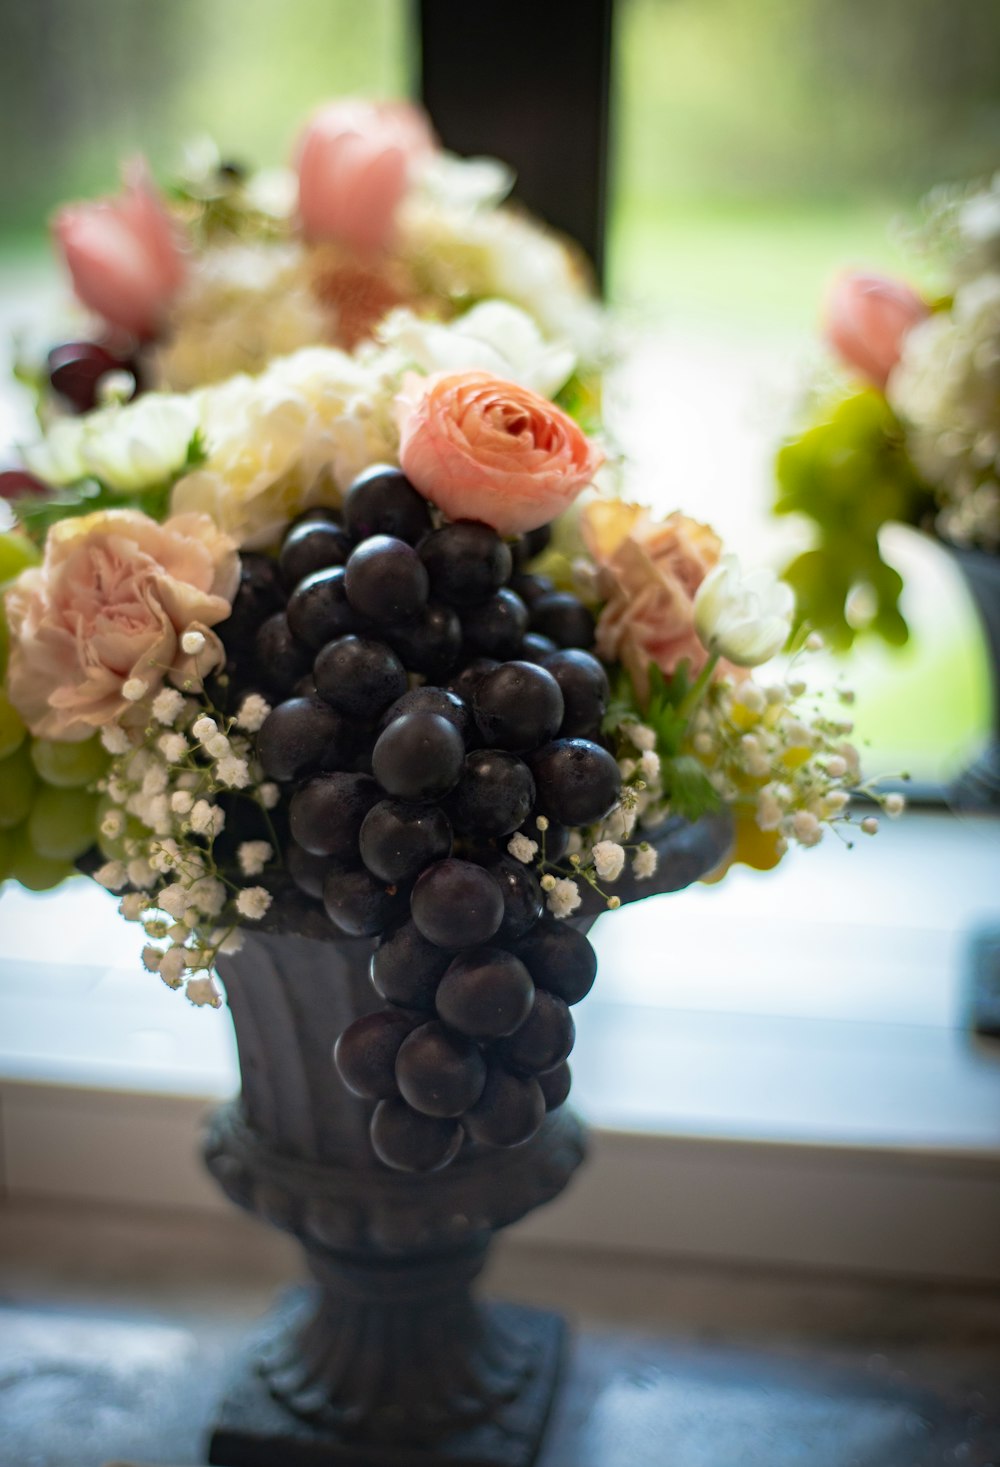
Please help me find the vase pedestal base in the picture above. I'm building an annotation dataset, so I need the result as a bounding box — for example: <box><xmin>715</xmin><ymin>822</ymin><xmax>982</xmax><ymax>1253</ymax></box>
<box><xmin>207</xmin><ymin>1288</ymin><xmax>567</xmax><ymax>1467</ymax></box>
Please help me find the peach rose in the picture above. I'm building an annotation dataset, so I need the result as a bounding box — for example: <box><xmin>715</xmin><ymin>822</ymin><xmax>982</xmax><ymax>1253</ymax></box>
<box><xmin>823</xmin><ymin>271</ymin><xmax>929</xmax><ymax>389</ymax></box>
<box><xmin>53</xmin><ymin>158</ymin><xmax>187</xmax><ymax>339</ymax></box>
<box><xmin>4</xmin><ymin>510</ymin><xmax>239</xmax><ymax>741</ymax></box>
<box><xmin>397</xmin><ymin>371</ymin><xmax>603</xmax><ymax>535</ymax></box>
<box><xmin>296</xmin><ymin>99</ymin><xmax>436</xmax><ymax>252</ymax></box>
<box><xmin>581</xmin><ymin>501</ymin><xmax>723</xmax><ymax>702</ymax></box>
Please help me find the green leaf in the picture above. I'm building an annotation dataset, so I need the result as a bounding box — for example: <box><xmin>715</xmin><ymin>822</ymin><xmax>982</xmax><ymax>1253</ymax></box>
<box><xmin>662</xmin><ymin>754</ymin><xmax>721</xmax><ymax>823</ymax></box>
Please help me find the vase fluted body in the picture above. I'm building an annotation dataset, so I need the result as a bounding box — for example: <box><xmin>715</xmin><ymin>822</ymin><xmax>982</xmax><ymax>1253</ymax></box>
<box><xmin>950</xmin><ymin>548</ymin><xmax>1000</xmax><ymax>810</ymax></box>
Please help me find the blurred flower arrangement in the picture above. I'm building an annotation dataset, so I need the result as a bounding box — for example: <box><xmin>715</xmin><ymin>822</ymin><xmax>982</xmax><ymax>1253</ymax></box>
<box><xmin>774</xmin><ymin>172</ymin><xmax>1000</xmax><ymax>649</ymax></box>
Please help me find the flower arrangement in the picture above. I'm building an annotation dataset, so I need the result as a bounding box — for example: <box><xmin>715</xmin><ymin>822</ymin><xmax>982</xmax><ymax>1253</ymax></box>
<box><xmin>774</xmin><ymin>172</ymin><xmax>1000</xmax><ymax>648</ymax></box>
<box><xmin>0</xmin><ymin>305</ymin><xmax>896</xmax><ymax>1172</ymax></box>
<box><xmin>16</xmin><ymin>98</ymin><xmax>604</xmax><ymax>421</ymax></box>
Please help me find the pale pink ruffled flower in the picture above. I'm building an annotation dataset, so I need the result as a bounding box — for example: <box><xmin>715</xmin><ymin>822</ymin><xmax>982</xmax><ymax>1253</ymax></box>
<box><xmin>823</xmin><ymin>271</ymin><xmax>929</xmax><ymax>389</ymax></box>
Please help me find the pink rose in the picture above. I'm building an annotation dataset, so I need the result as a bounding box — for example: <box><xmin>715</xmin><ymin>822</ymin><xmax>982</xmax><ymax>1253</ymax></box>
<box><xmin>397</xmin><ymin>371</ymin><xmax>603</xmax><ymax>535</ymax></box>
<box><xmin>296</xmin><ymin>99</ymin><xmax>436</xmax><ymax>252</ymax></box>
<box><xmin>581</xmin><ymin>502</ymin><xmax>723</xmax><ymax>703</ymax></box>
<box><xmin>4</xmin><ymin>510</ymin><xmax>238</xmax><ymax>741</ymax></box>
<box><xmin>53</xmin><ymin>158</ymin><xmax>186</xmax><ymax>339</ymax></box>
<box><xmin>824</xmin><ymin>271</ymin><xmax>929</xmax><ymax>389</ymax></box>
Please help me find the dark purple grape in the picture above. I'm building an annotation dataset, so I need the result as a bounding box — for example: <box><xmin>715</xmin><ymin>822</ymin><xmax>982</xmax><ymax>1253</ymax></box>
<box><xmin>257</xmin><ymin>697</ymin><xmax>355</xmax><ymax>783</ymax></box>
<box><xmin>410</xmin><ymin>859</ymin><xmax>504</xmax><ymax>948</ymax></box>
<box><xmin>323</xmin><ymin>866</ymin><xmax>407</xmax><ymax>937</ymax></box>
<box><xmin>286</xmin><ymin>566</ymin><xmax>368</xmax><ymax>649</ymax></box>
<box><xmin>520</xmin><ymin>632</ymin><xmax>558</xmax><ymax>664</ymax></box>
<box><xmin>395</xmin><ymin>1020</ymin><xmax>487</xmax><ymax>1117</ymax></box>
<box><xmin>360</xmin><ymin>800</ymin><xmax>452</xmax><ymax>884</ymax></box>
<box><xmin>446</xmin><ymin>750</ymin><xmax>535</xmax><ymax>838</ymax></box>
<box><xmin>345</xmin><ymin>535</ymin><xmax>429</xmax><ymax>623</ymax></box>
<box><xmin>294</xmin><ymin>673</ymin><xmax>318</xmax><ymax>699</ymax></box>
<box><xmin>448</xmin><ymin>658</ymin><xmax>500</xmax><ymax>703</ymax></box>
<box><xmin>371</xmin><ymin>921</ymin><xmax>454</xmax><ymax>1010</ymax></box>
<box><xmin>497</xmin><ymin>990</ymin><xmax>575</xmax><ymax>1076</ymax></box>
<box><xmin>476</xmin><ymin>852</ymin><xmax>543</xmax><ymax>941</ymax></box>
<box><xmin>334</xmin><ymin>1010</ymin><xmax>420</xmax><ymax>1100</ymax></box>
<box><xmin>517</xmin><ymin>814</ymin><xmax>570</xmax><ymax>864</ymax></box>
<box><xmin>287</xmin><ymin>841</ymin><xmax>336</xmax><ymax>900</ymax></box>
<box><xmin>289</xmin><ymin>505</ymin><xmax>342</xmax><ymax>529</ymax></box>
<box><xmin>530</xmin><ymin>739</ymin><xmax>622</xmax><ymax>827</ymax></box>
<box><xmin>462</xmin><ymin>589</ymin><xmax>529</xmax><ymax>659</ymax></box>
<box><xmin>435</xmin><ymin>947</ymin><xmax>534</xmax><ymax>1040</ymax></box>
<box><xmin>314</xmin><ymin>636</ymin><xmax>407</xmax><ymax>721</ymax></box>
<box><xmin>510</xmin><ymin>524</ymin><xmax>552</xmax><ymax>570</ymax></box>
<box><xmin>510</xmin><ymin>572</ymin><xmax>556</xmax><ymax>608</ymax></box>
<box><xmin>538</xmin><ymin>1061</ymin><xmax>572</xmax><ymax>1112</ymax></box>
<box><xmin>530</xmin><ymin>592</ymin><xmax>595</xmax><ymax>650</ymax></box>
<box><xmin>343</xmin><ymin>464</ymin><xmax>433</xmax><ymax>544</ymax></box>
<box><xmin>255</xmin><ymin>613</ymin><xmax>313</xmax><ymax>698</ymax></box>
<box><xmin>289</xmin><ymin>772</ymin><xmax>379</xmax><ymax>858</ymax></box>
<box><xmin>370</xmin><ymin>1098</ymin><xmax>462</xmax><ymax>1172</ymax></box>
<box><xmin>47</xmin><ymin>340</ymin><xmax>126</xmax><ymax>413</ymax></box>
<box><xmin>279</xmin><ymin>520</ymin><xmax>352</xmax><ymax>588</ymax></box>
<box><xmin>513</xmin><ymin>919</ymin><xmax>597</xmax><ymax>1005</ymax></box>
<box><xmin>219</xmin><ymin>553</ymin><xmax>286</xmax><ymax>658</ymax></box>
<box><xmin>543</xmin><ymin>649</ymin><xmax>609</xmax><ymax>738</ymax></box>
<box><xmin>473</xmin><ymin>661</ymin><xmax>564</xmax><ymax>752</ymax></box>
<box><xmin>378</xmin><ymin>687</ymin><xmax>473</xmax><ymax>745</ymax></box>
<box><xmin>419</xmin><ymin>521</ymin><xmax>512</xmax><ymax>607</ymax></box>
<box><xmin>372</xmin><ymin>712</ymin><xmax>465</xmax><ymax>802</ymax></box>
<box><xmin>463</xmin><ymin>1064</ymin><xmax>545</xmax><ymax>1148</ymax></box>
<box><xmin>385</xmin><ymin>602</ymin><xmax>462</xmax><ymax>679</ymax></box>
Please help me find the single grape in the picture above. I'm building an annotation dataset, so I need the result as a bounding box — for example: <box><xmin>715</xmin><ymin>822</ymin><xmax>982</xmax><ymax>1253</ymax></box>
<box><xmin>343</xmin><ymin>465</ymin><xmax>433</xmax><ymax>545</ymax></box>
<box><xmin>378</xmin><ymin>687</ymin><xmax>473</xmax><ymax>745</ymax></box>
<box><xmin>27</xmin><ymin>785</ymin><xmax>99</xmax><ymax>861</ymax></box>
<box><xmin>0</xmin><ymin>528</ymin><xmax>41</xmax><ymax>584</ymax></box>
<box><xmin>370</xmin><ymin>1098</ymin><xmax>462</xmax><ymax>1173</ymax></box>
<box><xmin>0</xmin><ymin>690</ymin><xmax>26</xmax><ymax>761</ymax></box>
<box><xmin>446</xmin><ymin>750</ymin><xmax>534</xmax><ymax>838</ymax></box>
<box><xmin>530</xmin><ymin>592</ymin><xmax>595</xmax><ymax>650</ymax></box>
<box><xmin>257</xmin><ymin>697</ymin><xmax>357</xmax><ymax>783</ymax></box>
<box><xmin>462</xmin><ymin>589</ymin><xmax>528</xmax><ymax>660</ymax></box>
<box><xmin>410</xmin><ymin>858</ymin><xmax>504</xmax><ymax>948</ymax></box>
<box><xmin>289</xmin><ymin>771</ymin><xmax>379</xmax><ymax>859</ymax></box>
<box><xmin>510</xmin><ymin>524</ymin><xmax>552</xmax><ymax>570</ymax></box>
<box><xmin>29</xmin><ymin>735</ymin><xmax>107</xmax><ymax>789</ymax></box>
<box><xmin>314</xmin><ymin>636</ymin><xmax>407</xmax><ymax>722</ymax></box>
<box><xmin>537</xmin><ymin>1061</ymin><xmax>572</xmax><ymax>1112</ymax></box>
<box><xmin>542</xmin><ymin>649</ymin><xmax>609</xmax><ymax>738</ymax></box>
<box><xmin>279</xmin><ymin>520</ymin><xmax>352</xmax><ymax>589</ymax></box>
<box><xmin>0</xmin><ymin>743</ymin><xmax>38</xmax><ymax>829</ymax></box>
<box><xmin>530</xmin><ymin>739</ymin><xmax>622</xmax><ymax>827</ymax></box>
<box><xmin>345</xmin><ymin>535</ymin><xmax>429</xmax><ymax>623</ymax></box>
<box><xmin>255</xmin><ymin>613</ymin><xmax>313</xmax><ymax>698</ymax></box>
<box><xmin>218</xmin><ymin>553</ymin><xmax>286</xmax><ymax>660</ymax></box>
<box><xmin>395</xmin><ymin>1020</ymin><xmax>487</xmax><ymax>1118</ymax></box>
<box><xmin>334</xmin><ymin>1010</ymin><xmax>420</xmax><ymax>1100</ymax></box>
<box><xmin>473</xmin><ymin>661</ymin><xmax>564</xmax><ymax>752</ymax></box>
<box><xmin>476</xmin><ymin>852</ymin><xmax>543</xmax><ymax>941</ymax></box>
<box><xmin>463</xmin><ymin>1063</ymin><xmax>545</xmax><ymax>1148</ymax></box>
<box><xmin>289</xmin><ymin>505</ymin><xmax>342</xmax><ymax>530</ymax></box>
<box><xmin>519</xmin><ymin>632</ymin><xmax>558</xmax><ymax>664</ymax></box>
<box><xmin>287</xmin><ymin>841</ymin><xmax>337</xmax><ymax>900</ymax></box>
<box><xmin>371</xmin><ymin>920</ymin><xmax>454</xmax><ymax>1010</ymax></box>
<box><xmin>513</xmin><ymin>919</ymin><xmax>597</xmax><ymax>1005</ymax></box>
<box><xmin>385</xmin><ymin>602</ymin><xmax>462</xmax><ymax>680</ymax></box>
<box><xmin>8</xmin><ymin>827</ymin><xmax>75</xmax><ymax>892</ymax></box>
<box><xmin>419</xmin><ymin>521</ymin><xmax>512</xmax><ymax>607</ymax></box>
<box><xmin>509</xmin><ymin>572</ymin><xmax>555</xmax><ymax>607</ymax></box>
<box><xmin>286</xmin><ymin>566</ymin><xmax>367</xmax><ymax>650</ymax></box>
<box><xmin>435</xmin><ymin>947</ymin><xmax>534</xmax><ymax>1040</ymax></box>
<box><xmin>448</xmin><ymin>658</ymin><xmax>500</xmax><ymax>703</ymax></box>
<box><xmin>497</xmin><ymin>990</ymin><xmax>575</xmax><ymax>1075</ymax></box>
<box><xmin>47</xmin><ymin>340</ymin><xmax>124</xmax><ymax>412</ymax></box>
<box><xmin>372</xmin><ymin>712</ymin><xmax>465</xmax><ymax>802</ymax></box>
<box><xmin>360</xmin><ymin>799</ymin><xmax>453</xmax><ymax>884</ymax></box>
<box><xmin>323</xmin><ymin>865</ymin><xmax>407</xmax><ymax>938</ymax></box>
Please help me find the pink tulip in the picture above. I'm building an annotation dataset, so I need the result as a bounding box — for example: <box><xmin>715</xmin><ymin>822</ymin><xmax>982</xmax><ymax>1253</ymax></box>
<box><xmin>52</xmin><ymin>159</ymin><xmax>186</xmax><ymax>340</ymax></box>
<box><xmin>296</xmin><ymin>99</ymin><xmax>436</xmax><ymax>253</ymax></box>
<box><xmin>823</xmin><ymin>270</ymin><xmax>929</xmax><ymax>389</ymax></box>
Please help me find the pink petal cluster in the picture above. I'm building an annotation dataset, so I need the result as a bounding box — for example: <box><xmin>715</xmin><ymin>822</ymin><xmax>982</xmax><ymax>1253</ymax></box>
<box><xmin>4</xmin><ymin>510</ymin><xmax>239</xmax><ymax>741</ymax></box>
<box><xmin>581</xmin><ymin>501</ymin><xmax>723</xmax><ymax>703</ymax></box>
<box><xmin>296</xmin><ymin>99</ymin><xmax>436</xmax><ymax>253</ymax></box>
<box><xmin>823</xmin><ymin>270</ymin><xmax>929</xmax><ymax>389</ymax></box>
<box><xmin>398</xmin><ymin>370</ymin><xmax>604</xmax><ymax>536</ymax></box>
<box><xmin>52</xmin><ymin>159</ymin><xmax>187</xmax><ymax>339</ymax></box>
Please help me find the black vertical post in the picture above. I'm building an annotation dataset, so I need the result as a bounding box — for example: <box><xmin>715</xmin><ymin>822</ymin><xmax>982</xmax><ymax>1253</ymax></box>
<box><xmin>418</xmin><ymin>0</ymin><xmax>614</xmax><ymax>289</ymax></box>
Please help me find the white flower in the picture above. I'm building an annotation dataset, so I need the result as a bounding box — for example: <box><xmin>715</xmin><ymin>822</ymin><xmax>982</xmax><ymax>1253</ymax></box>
<box><xmin>235</xmin><ymin>693</ymin><xmax>271</xmax><ymax>732</ymax></box>
<box><xmin>623</xmin><ymin>722</ymin><xmax>657</xmax><ymax>752</ymax></box>
<box><xmin>632</xmin><ymin>846</ymin><xmax>658</xmax><ymax>879</ymax></box>
<box><xmin>507</xmin><ymin>833</ymin><xmax>539</xmax><ymax>864</ymax></box>
<box><xmin>216</xmin><ymin>929</ymin><xmax>245</xmax><ymax>956</ymax></box>
<box><xmin>159</xmin><ymin>946</ymin><xmax>188</xmax><ymax>988</ymax></box>
<box><xmin>24</xmin><ymin>392</ymin><xmax>198</xmax><ymax>492</ymax></box>
<box><xmin>141</xmin><ymin>945</ymin><xmax>163</xmax><ymax>973</ymax></box>
<box><xmin>693</xmin><ymin>556</ymin><xmax>794</xmax><ymax>667</ymax></box>
<box><xmin>119</xmin><ymin>892</ymin><xmax>147</xmax><ymax>921</ymax></box>
<box><xmin>236</xmin><ymin>886</ymin><xmax>272</xmax><ymax>921</ymax></box>
<box><xmin>189</xmin><ymin>799</ymin><xmax>224</xmax><ymax>837</ymax></box>
<box><xmin>186</xmin><ymin>975</ymin><xmax>222</xmax><ymax>1008</ymax></box>
<box><xmin>170</xmin><ymin>790</ymin><xmax>194</xmax><ymax>816</ymax></box>
<box><xmin>258</xmin><ymin>782</ymin><xmax>280</xmax><ymax>810</ymax></box>
<box><xmin>191</xmin><ymin>716</ymin><xmax>218</xmax><ymax>745</ymax></box>
<box><xmin>126</xmin><ymin>857</ymin><xmax>156</xmax><ymax>890</ymax></box>
<box><xmin>861</xmin><ymin>816</ymin><xmax>879</xmax><ymax>835</ymax></box>
<box><xmin>547</xmin><ymin>878</ymin><xmax>582</xmax><ymax>919</ymax></box>
<box><xmin>122</xmin><ymin>677</ymin><xmax>148</xmax><ymax>703</ymax></box>
<box><xmin>142</xmin><ymin>763</ymin><xmax>169</xmax><ymax>797</ymax></box>
<box><xmin>100</xmin><ymin>809</ymin><xmax>125</xmax><ymax>840</ymax></box>
<box><xmin>825</xmin><ymin>755</ymin><xmax>848</xmax><ymax>779</ymax></box>
<box><xmin>95</xmin><ymin>860</ymin><xmax>127</xmax><ymax>891</ymax></box>
<box><xmin>884</xmin><ymin>792</ymin><xmax>906</xmax><ymax>817</ymax></box>
<box><xmin>238</xmin><ymin>841</ymin><xmax>273</xmax><ymax>878</ymax></box>
<box><xmin>157</xmin><ymin>883</ymin><xmax>191</xmax><ymax>919</ymax></box>
<box><xmin>591</xmin><ymin>840</ymin><xmax>625</xmax><ymax>882</ymax></box>
<box><xmin>150</xmin><ymin>687</ymin><xmax>186</xmax><ymax>726</ymax></box>
<box><xmin>791</xmin><ymin>810</ymin><xmax>823</xmax><ymax>847</ymax></box>
<box><xmin>205</xmin><ymin>732</ymin><xmax>231</xmax><ymax>759</ymax></box>
<box><xmin>756</xmin><ymin>788</ymin><xmax>784</xmax><ymax>831</ymax></box>
<box><xmin>100</xmin><ymin>725</ymin><xmax>132</xmax><ymax>755</ymax></box>
<box><xmin>181</xmin><ymin>629</ymin><xmax>207</xmax><ymax>656</ymax></box>
<box><xmin>639</xmin><ymin>750</ymin><xmax>661</xmax><ymax>784</ymax></box>
<box><xmin>216</xmin><ymin>755</ymin><xmax>250</xmax><ymax>789</ymax></box>
<box><xmin>190</xmin><ymin>876</ymin><xmax>227</xmax><ymax>917</ymax></box>
<box><xmin>158</xmin><ymin>732</ymin><xmax>189</xmax><ymax>763</ymax></box>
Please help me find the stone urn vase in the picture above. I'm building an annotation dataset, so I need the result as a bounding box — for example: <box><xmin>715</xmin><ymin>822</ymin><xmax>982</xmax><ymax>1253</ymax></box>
<box><xmin>202</xmin><ymin>813</ymin><xmax>732</xmax><ymax>1466</ymax></box>
<box><xmin>949</xmin><ymin>548</ymin><xmax>1000</xmax><ymax>810</ymax></box>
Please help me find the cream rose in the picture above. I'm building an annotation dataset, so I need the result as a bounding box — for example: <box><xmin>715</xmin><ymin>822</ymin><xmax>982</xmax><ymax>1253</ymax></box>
<box><xmin>4</xmin><ymin>510</ymin><xmax>239</xmax><ymax>740</ymax></box>
<box><xmin>581</xmin><ymin>501</ymin><xmax>723</xmax><ymax>702</ymax></box>
<box><xmin>397</xmin><ymin>370</ymin><xmax>602</xmax><ymax>535</ymax></box>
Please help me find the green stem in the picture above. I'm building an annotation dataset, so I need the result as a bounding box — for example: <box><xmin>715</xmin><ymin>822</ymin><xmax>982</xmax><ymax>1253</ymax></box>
<box><xmin>678</xmin><ymin>651</ymin><xmax>720</xmax><ymax>723</ymax></box>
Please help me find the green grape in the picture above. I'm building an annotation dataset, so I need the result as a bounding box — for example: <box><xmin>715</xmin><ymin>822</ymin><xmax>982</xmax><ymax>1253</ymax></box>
<box><xmin>0</xmin><ymin>529</ymin><xmax>40</xmax><ymax>585</ymax></box>
<box><xmin>8</xmin><ymin>826</ymin><xmax>75</xmax><ymax>892</ymax></box>
<box><xmin>0</xmin><ymin>742</ymin><xmax>38</xmax><ymax>829</ymax></box>
<box><xmin>31</xmin><ymin>734</ymin><xmax>108</xmax><ymax>789</ymax></box>
<box><xmin>0</xmin><ymin>688</ymin><xmax>26</xmax><ymax>760</ymax></box>
<box><xmin>0</xmin><ymin>822</ymin><xmax>18</xmax><ymax>880</ymax></box>
<box><xmin>27</xmin><ymin>784</ymin><xmax>100</xmax><ymax>861</ymax></box>
<box><xmin>0</xmin><ymin>609</ymin><xmax>8</xmax><ymax>677</ymax></box>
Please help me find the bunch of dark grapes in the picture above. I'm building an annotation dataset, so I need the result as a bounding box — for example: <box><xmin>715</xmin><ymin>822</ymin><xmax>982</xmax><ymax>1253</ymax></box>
<box><xmin>237</xmin><ymin>464</ymin><xmax>622</xmax><ymax>1173</ymax></box>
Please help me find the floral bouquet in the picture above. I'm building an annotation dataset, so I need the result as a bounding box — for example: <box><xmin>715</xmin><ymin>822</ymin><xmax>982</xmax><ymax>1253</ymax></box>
<box><xmin>0</xmin><ymin>311</ymin><xmax>886</xmax><ymax>1173</ymax></box>
<box><xmin>774</xmin><ymin>172</ymin><xmax>1000</xmax><ymax>649</ymax></box>
<box><xmin>14</xmin><ymin>97</ymin><xmax>604</xmax><ymax>419</ymax></box>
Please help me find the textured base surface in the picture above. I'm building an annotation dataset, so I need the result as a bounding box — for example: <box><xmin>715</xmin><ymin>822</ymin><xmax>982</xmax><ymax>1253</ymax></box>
<box><xmin>208</xmin><ymin>1291</ymin><xmax>566</xmax><ymax>1467</ymax></box>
